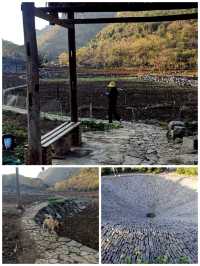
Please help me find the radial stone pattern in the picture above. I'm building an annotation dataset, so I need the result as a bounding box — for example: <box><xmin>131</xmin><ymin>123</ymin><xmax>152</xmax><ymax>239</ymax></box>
<box><xmin>101</xmin><ymin>174</ymin><xmax>198</xmax><ymax>264</ymax></box>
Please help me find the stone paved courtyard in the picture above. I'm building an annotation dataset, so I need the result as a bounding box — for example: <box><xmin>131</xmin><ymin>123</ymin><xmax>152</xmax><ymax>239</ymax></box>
<box><xmin>53</xmin><ymin>121</ymin><xmax>197</xmax><ymax>165</ymax></box>
<box><xmin>21</xmin><ymin>202</ymin><xmax>99</xmax><ymax>264</ymax></box>
<box><xmin>101</xmin><ymin>174</ymin><xmax>198</xmax><ymax>264</ymax></box>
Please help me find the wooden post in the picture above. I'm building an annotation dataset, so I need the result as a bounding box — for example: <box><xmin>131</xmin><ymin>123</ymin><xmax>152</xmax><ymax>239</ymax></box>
<box><xmin>21</xmin><ymin>3</ymin><xmax>42</xmax><ymax>164</ymax></box>
<box><xmin>67</xmin><ymin>11</ymin><xmax>78</xmax><ymax>122</ymax></box>
<box><xmin>16</xmin><ymin>167</ymin><xmax>23</xmax><ymax>210</ymax></box>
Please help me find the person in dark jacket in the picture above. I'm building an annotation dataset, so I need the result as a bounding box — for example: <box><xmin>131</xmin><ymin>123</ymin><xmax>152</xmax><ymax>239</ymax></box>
<box><xmin>107</xmin><ymin>81</ymin><xmax>121</xmax><ymax>123</ymax></box>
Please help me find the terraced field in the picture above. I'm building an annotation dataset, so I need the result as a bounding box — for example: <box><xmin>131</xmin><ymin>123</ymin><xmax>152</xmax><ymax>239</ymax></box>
<box><xmin>101</xmin><ymin>174</ymin><xmax>198</xmax><ymax>264</ymax></box>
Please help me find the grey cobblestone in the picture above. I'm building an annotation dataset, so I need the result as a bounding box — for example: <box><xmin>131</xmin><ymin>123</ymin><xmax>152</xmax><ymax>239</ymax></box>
<box><xmin>101</xmin><ymin>174</ymin><xmax>198</xmax><ymax>264</ymax></box>
<box><xmin>54</xmin><ymin>121</ymin><xmax>197</xmax><ymax>165</ymax></box>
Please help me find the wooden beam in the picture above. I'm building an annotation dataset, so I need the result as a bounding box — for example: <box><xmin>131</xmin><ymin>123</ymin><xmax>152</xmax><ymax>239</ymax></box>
<box><xmin>21</xmin><ymin>3</ymin><xmax>42</xmax><ymax>164</ymax></box>
<box><xmin>62</xmin><ymin>13</ymin><xmax>198</xmax><ymax>25</ymax></box>
<box><xmin>38</xmin><ymin>2</ymin><xmax>197</xmax><ymax>13</ymax></box>
<box><xmin>35</xmin><ymin>8</ymin><xmax>70</xmax><ymax>28</ymax></box>
<box><xmin>68</xmin><ymin>11</ymin><xmax>78</xmax><ymax>123</ymax></box>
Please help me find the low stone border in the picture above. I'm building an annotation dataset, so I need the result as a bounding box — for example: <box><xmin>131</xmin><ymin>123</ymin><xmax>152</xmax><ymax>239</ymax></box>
<box><xmin>21</xmin><ymin>202</ymin><xmax>99</xmax><ymax>264</ymax></box>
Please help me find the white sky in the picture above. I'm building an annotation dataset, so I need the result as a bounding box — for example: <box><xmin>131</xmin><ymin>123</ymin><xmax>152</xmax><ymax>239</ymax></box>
<box><xmin>2</xmin><ymin>166</ymin><xmax>49</xmax><ymax>178</ymax></box>
<box><xmin>1</xmin><ymin>0</ymin><xmax>194</xmax><ymax>45</ymax></box>
<box><xmin>0</xmin><ymin>0</ymin><xmax>48</xmax><ymax>45</ymax></box>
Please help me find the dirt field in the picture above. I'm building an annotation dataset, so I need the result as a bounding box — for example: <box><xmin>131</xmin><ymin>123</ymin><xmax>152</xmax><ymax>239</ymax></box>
<box><xmin>3</xmin><ymin>71</ymin><xmax>197</xmax><ymax>122</ymax></box>
<box><xmin>58</xmin><ymin>202</ymin><xmax>99</xmax><ymax>250</ymax></box>
<box><xmin>3</xmin><ymin>191</ymin><xmax>98</xmax><ymax>263</ymax></box>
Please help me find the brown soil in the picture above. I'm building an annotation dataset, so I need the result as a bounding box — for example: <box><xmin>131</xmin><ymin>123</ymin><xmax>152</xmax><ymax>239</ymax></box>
<box><xmin>2</xmin><ymin>205</ymin><xmax>37</xmax><ymax>264</ymax></box>
<box><xmin>58</xmin><ymin>201</ymin><xmax>99</xmax><ymax>250</ymax></box>
<box><xmin>3</xmin><ymin>72</ymin><xmax>197</xmax><ymax>122</ymax></box>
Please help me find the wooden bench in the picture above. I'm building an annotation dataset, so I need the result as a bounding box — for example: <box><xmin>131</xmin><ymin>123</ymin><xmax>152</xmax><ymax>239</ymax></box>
<box><xmin>25</xmin><ymin>121</ymin><xmax>81</xmax><ymax>164</ymax></box>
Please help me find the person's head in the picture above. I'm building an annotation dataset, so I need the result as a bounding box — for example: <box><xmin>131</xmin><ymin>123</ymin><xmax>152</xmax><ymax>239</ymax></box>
<box><xmin>107</xmin><ymin>81</ymin><xmax>117</xmax><ymax>89</ymax></box>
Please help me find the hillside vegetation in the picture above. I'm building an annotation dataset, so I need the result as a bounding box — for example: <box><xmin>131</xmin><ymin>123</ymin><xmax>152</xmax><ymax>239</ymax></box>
<box><xmin>37</xmin><ymin>167</ymin><xmax>80</xmax><ymax>185</ymax></box>
<box><xmin>3</xmin><ymin>10</ymin><xmax>197</xmax><ymax>73</ymax></box>
<box><xmin>37</xmin><ymin>12</ymin><xmax>115</xmax><ymax>60</ymax></box>
<box><xmin>2</xmin><ymin>40</ymin><xmax>25</xmax><ymax>60</ymax></box>
<box><xmin>2</xmin><ymin>13</ymin><xmax>114</xmax><ymax>62</ymax></box>
<box><xmin>73</xmin><ymin>10</ymin><xmax>197</xmax><ymax>72</ymax></box>
<box><xmin>2</xmin><ymin>174</ymin><xmax>48</xmax><ymax>190</ymax></box>
<box><xmin>54</xmin><ymin>168</ymin><xmax>99</xmax><ymax>191</ymax></box>
<box><xmin>176</xmin><ymin>167</ymin><xmax>198</xmax><ymax>176</ymax></box>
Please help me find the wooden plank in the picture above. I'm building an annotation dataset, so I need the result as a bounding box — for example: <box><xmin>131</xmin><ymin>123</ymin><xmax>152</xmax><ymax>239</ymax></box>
<box><xmin>35</xmin><ymin>8</ymin><xmax>70</xmax><ymax>28</ymax></box>
<box><xmin>41</xmin><ymin>122</ymin><xmax>74</xmax><ymax>144</ymax></box>
<box><xmin>21</xmin><ymin>2</ymin><xmax>42</xmax><ymax>164</ymax></box>
<box><xmin>42</xmin><ymin>122</ymin><xmax>80</xmax><ymax>148</ymax></box>
<box><xmin>38</xmin><ymin>2</ymin><xmax>197</xmax><ymax>13</ymax></box>
<box><xmin>63</xmin><ymin>13</ymin><xmax>198</xmax><ymax>25</ymax></box>
<box><xmin>41</xmin><ymin>122</ymin><xmax>72</xmax><ymax>140</ymax></box>
<box><xmin>68</xmin><ymin>11</ymin><xmax>78</xmax><ymax>122</ymax></box>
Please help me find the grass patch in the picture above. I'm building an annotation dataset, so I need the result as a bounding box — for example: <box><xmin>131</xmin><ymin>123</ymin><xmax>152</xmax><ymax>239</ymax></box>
<box><xmin>41</xmin><ymin>76</ymin><xmax>138</xmax><ymax>83</ymax></box>
<box><xmin>122</xmin><ymin>251</ymin><xmax>190</xmax><ymax>264</ymax></box>
<box><xmin>47</xmin><ymin>197</ymin><xmax>66</xmax><ymax>205</ymax></box>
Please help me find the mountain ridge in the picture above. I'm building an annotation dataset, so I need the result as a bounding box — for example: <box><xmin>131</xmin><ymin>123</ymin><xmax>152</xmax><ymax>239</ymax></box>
<box><xmin>2</xmin><ymin>174</ymin><xmax>48</xmax><ymax>192</ymax></box>
<box><xmin>37</xmin><ymin>167</ymin><xmax>81</xmax><ymax>186</ymax></box>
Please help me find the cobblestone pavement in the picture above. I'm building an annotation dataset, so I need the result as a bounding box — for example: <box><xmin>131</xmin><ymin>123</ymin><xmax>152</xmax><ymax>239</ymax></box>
<box><xmin>21</xmin><ymin>202</ymin><xmax>99</xmax><ymax>264</ymax></box>
<box><xmin>101</xmin><ymin>174</ymin><xmax>198</xmax><ymax>264</ymax></box>
<box><xmin>54</xmin><ymin>121</ymin><xmax>197</xmax><ymax>165</ymax></box>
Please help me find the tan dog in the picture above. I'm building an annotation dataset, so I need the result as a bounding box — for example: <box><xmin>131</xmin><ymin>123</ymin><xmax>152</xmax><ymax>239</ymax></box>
<box><xmin>42</xmin><ymin>215</ymin><xmax>60</xmax><ymax>234</ymax></box>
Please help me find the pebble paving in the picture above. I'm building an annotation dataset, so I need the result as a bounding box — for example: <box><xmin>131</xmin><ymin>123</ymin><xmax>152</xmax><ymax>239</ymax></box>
<box><xmin>21</xmin><ymin>202</ymin><xmax>99</xmax><ymax>264</ymax></box>
<box><xmin>101</xmin><ymin>174</ymin><xmax>198</xmax><ymax>264</ymax></box>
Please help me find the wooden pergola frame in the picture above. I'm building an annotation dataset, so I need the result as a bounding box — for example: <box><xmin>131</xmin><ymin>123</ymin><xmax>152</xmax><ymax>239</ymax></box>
<box><xmin>21</xmin><ymin>2</ymin><xmax>197</xmax><ymax>164</ymax></box>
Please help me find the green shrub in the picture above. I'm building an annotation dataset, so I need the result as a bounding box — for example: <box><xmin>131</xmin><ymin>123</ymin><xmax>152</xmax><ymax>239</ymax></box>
<box><xmin>179</xmin><ymin>256</ymin><xmax>190</xmax><ymax>264</ymax></box>
<box><xmin>155</xmin><ymin>255</ymin><xmax>169</xmax><ymax>264</ymax></box>
<box><xmin>176</xmin><ymin>167</ymin><xmax>198</xmax><ymax>176</ymax></box>
<box><xmin>101</xmin><ymin>167</ymin><xmax>167</xmax><ymax>175</ymax></box>
<box><xmin>101</xmin><ymin>168</ymin><xmax>115</xmax><ymax>175</ymax></box>
<box><xmin>121</xmin><ymin>253</ymin><xmax>190</xmax><ymax>264</ymax></box>
<box><xmin>48</xmin><ymin>197</ymin><xmax>65</xmax><ymax>205</ymax></box>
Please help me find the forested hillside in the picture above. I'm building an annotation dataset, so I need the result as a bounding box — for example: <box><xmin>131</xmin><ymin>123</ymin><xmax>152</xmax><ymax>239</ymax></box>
<box><xmin>3</xmin><ymin>9</ymin><xmax>197</xmax><ymax>72</ymax></box>
<box><xmin>53</xmin><ymin>168</ymin><xmax>99</xmax><ymax>191</ymax></box>
<box><xmin>37</xmin><ymin>12</ymin><xmax>115</xmax><ymax>60</ymax></box>
<box><xmin>74</xmin><ymin>10</ymin><xmax>197</xmax><ymax>71</ymax></box>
